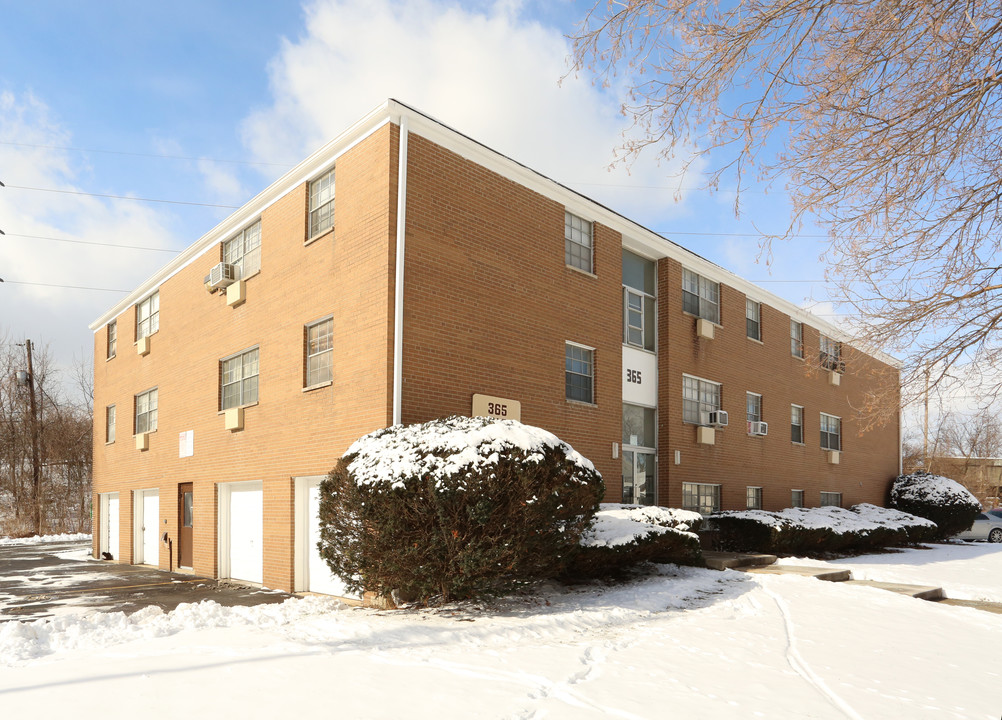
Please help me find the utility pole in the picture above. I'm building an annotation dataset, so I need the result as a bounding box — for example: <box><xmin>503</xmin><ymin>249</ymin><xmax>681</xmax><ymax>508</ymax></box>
<box><xmin>25</xmin><ymin>339</ymin><xmax>42</xmax><ymax>535</ymax></box>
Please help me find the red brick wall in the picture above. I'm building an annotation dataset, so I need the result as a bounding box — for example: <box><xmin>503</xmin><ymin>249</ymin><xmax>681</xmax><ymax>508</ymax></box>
<box><xmin>91</xmin><ymin>125</ymin><xmax>398</xmax><ymax>590</ymax></box>
<box><xmin>658</xmin><ymin>258</ymin><xmax>900</xmax><ymax>510</ymax></box>
<box><xmin>398</xmin><ymin>133</ymin><xmax>623</xmax><ymax>489</ymax></box>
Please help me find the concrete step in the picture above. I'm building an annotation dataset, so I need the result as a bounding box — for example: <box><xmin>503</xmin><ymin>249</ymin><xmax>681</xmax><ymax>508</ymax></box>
<box><xmin>702</xmin><ymin>551</ymin><xmax>777</xmax><ymax>571</ymax></box>
<box><xmin>935</xmin><ymin>598</ymin><xmax>1002</xmax><ymax>615</ymax></box>
<box><xmin>745</xmin><ymin>565</ymin><xmax>851</xmax><ymax>582</ymax></box>
<box><xmin>844</xmin><ymin>580</ymin><xmax>945</xmax><ymax>601</ymax></box>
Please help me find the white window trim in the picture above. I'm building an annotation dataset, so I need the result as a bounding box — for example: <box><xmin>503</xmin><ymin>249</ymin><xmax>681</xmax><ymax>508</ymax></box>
<box><xmin>791</xmin><ymin>489</ymin><xmax>805</xmax><ymax>508</ymax></box>
<box><xmin>820</xmin><ymin>491</ymin><xmax>843</xmax><ymax>508</ymax></box>
<box><xmin>305</xmin><ymin>316</ymin><xmax>334</xmax><ymax>389</ymax></box>
<box><xmin>746</xmin><ymin>299</ymin><xmax>762</xmax><ymax>341</ymax></box>
<box><xmin>309</xmin><ymin>168</ymin><xmax>336</xmax><ymax>240</ymax></box>
<box><xmin>220</xmin><ymin>346</ymin><xmax>260</xmax><ymax>411</ymax></box>
<box><xmin>682</xmin><ymin>482</ymin><xmax>722</xmax><ymax>515</ymax></box>
<box><xmin>682</xmin><ymin>374</ymin><xmax>721</xmax><ymax>425</ymax></box>
<box><xmin>564</xmin><ymin>210</ymin><xmax>594</xmax><ymax>274</ymax></box>
<box><xmin>223</xmin><ymin>220</ymin><xmax>262</xmax><ymax>280</ymax></box>
<box><xmin>791</xmin><ymin>320</ymin><xmax>804</xmax><ymax>359</ymax></box>
<box><xmin>746</xmin><ymin>486</ymin><xmax>763</xmax><ymax>510</ymax></box>
<box><xmin>106</xmin><ymin>404</ymin><xmax>116</xmax><ymax>444</ymax></box>
<box><xmin>791</xmin><ymin>404</ymin><xmax>805</xmax><ymax>445</ymax></box>
<box><xmin>746</xmin><ymin>392</ymin><xmax>762</xmax><ymax>425</ymax></box>
<box><xmin>134</xmin><ymin>387</ymin><xmax>158</xmax><ymax>435</ymax></box>
<box><xmin>107</xmin><ymin>320</ymin><xmax>117</xmax><ymax>360</ymax></box>
<box><xmin>135</xmin><ymin>291</ymin><xmax>159</xmax><ymax>341</ymax></box>
<box><xmin>820</xmin><ymin>412</ymin><xmax>842</xmax><ymax>451</ymax></box>
<box><xmin>565</xmin><ymin>341</ymin><xmax>596</xmax><ymax>405</ymax></box>
<box><xmin>682</xmin><ymin>268</ymin><xmax>720</xmax><ymax>324</ymax></box>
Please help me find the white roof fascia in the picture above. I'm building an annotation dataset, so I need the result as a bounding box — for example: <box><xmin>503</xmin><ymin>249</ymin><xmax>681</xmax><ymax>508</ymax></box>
<box><xmin>89</xmin><ymin>103</ymin><xmax>395</xmax><ymax>331</ymax></box>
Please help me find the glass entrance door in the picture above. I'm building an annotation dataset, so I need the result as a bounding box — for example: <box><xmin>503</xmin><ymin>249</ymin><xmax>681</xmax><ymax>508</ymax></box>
<box><xmin>622</xmin><ymin>450</ymin><xmax>656</xmax><ymax>505</ymax></box>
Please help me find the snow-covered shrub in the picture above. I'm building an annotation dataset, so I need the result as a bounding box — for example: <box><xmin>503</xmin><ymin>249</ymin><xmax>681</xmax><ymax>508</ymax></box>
<box><xmin>562</xmin><ymin>504</ymin><xmax>704</xmax><ymax>579</ymax></box>
<box><xmin>711</xmin><ymin>504</ymin><xmax>937</xmax><ymax>555</ymax></box>
<box><xmin>890</xmin><ymin>471</ymin><xmax>981</xmax><ymax>539</ymax></box>
<box><xmin>317</xmin><ymin>416</ymin><xmax>604</xmax><ymax>603</ymax></box>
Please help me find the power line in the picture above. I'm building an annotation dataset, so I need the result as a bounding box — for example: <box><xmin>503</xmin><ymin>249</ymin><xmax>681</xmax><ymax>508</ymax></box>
<box><xmin>4</xmin><ymin>232</ymin><xmax>182</xmax><ymax>254</ymax></box>
<box><xmin>1</xmin><ymin>279</ymin><xmax>130</xmax><ymax>293</ymax></box>
<box><xmin>0</xmin><ymin>139</ymin><xmax>295</xmax><ymax>168</ymax></box>
<box><xmin>2</xmin><ymin>184</ymin><xmax>240</xmax><ymax>209</ymax></box>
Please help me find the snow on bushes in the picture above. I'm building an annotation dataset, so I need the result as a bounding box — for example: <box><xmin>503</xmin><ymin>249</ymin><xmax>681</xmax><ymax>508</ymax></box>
<box><xmin>563</xmin><ymin>505</ymin><xmax>704</xmax><ymax>579</ymax></box>
<box><xmin>711</xmin><ymin>504</ymin><xmax>937</xmax><ymax>555</ymax></box>
<box><xmin>890</xmin><ymin>471</ymin><xmax>982</xmax><ymax>539</ymax></box>
<box><xmin>317</xmin><ymin>416</ymin><xmax>604</xmax><ymax>603</ymax></box>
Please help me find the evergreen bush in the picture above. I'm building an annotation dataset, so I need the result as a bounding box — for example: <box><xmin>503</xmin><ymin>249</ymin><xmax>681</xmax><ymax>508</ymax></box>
<box><xmin>889</xmin><ymin>471</ymin><xmax>981</xmax><ymax>539</ymax></box>
<box><xmin>710</xmin><ymin>504</ymin><xmax>936</xmax><ymax>555</ymax></box>
<box><xmin>563</xmin><ymin>505</ymin><xmax>704</xmax><ymax>579</ymax></box>
<box><xmin>317</xmin><ymin>416</ymin><xmax>604</xmax><ymax>604</ymax></box>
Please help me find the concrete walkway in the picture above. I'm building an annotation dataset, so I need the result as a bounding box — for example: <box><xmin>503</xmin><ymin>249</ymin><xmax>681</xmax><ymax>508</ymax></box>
<box><xmin>707</xmin><ymin>550</ymin><xmax>1002</xmax><ymax>613</ymax></box>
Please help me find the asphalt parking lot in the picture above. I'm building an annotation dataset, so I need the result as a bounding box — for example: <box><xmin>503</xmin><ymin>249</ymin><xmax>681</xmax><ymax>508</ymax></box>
<box><xmin>0</xmin><ymin>539</ymin><xmax>293</xmax><ymax>622</ymax></box>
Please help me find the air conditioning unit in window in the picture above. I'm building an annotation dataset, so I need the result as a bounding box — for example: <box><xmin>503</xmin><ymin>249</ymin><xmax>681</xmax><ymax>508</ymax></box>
<box><xmin>748</xmin><ymin>421</ymin><xmax>769</xmax><ymax>436</ymax></box>
<box><xmin>204</xmin><ymin>262</ymin><xmax>237</xmax><ymax>292</ymax></box>
<box><xmin>827</xmin><ymin>450</ymin><xmax>840</xmax><ymax>465</ymax></box>
<box><xmin>702</xmin><ymin>410</ymin><xmax>728</xmax><ymax>427</ymax></box>
<box><xmin>696</xmin><ymin>318</ymin><xmax>715</xmax><ymax>340</ymax></box>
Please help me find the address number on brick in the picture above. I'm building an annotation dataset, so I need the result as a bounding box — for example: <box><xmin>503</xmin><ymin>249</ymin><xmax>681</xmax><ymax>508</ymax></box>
<box><xmin>472</xmin><ymin>393</ymin><xmax>522</xmax><ymax>422</ymax></box>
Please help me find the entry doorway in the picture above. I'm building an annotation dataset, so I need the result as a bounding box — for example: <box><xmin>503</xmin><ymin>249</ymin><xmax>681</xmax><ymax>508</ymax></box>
<box><xmin>99</xmin><ymin>492</ymin><xmax>120</xmax><ymax>560</ymax></box>
<box><xmin>134</xmin><ymin>489</ymin><xmax>160</xmax><ymax>566</ymax></box>
<box><xmin>178</xmin><ymin>483</ymin><xmax>193</xmax><ymax>568</ymax></box>
<box><xmin>622</xmin><ymin>450</ymin><xmax>656</xmax><ymax>505</ymax></box>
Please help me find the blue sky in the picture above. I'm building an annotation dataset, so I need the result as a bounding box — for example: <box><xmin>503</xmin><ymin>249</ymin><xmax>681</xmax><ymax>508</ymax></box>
<box><xmin>0</xmin><ymin>0</ymin><xmax>833</xmax><ymax>395</ymax></box>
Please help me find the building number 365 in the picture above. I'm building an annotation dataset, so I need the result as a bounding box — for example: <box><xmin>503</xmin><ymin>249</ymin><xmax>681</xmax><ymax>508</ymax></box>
<box><xmin>488</xmin><ymin>402</ymin><xmax>508</xmax><ymax>416</ymax></box>
<box><xmin>626</xmin><ymin>369</ymin><xmax>642</xmax><ymax>384</ymax></box>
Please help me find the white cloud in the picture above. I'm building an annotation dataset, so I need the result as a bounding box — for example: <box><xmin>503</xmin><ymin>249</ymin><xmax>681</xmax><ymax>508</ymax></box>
<box><xmin>0</xmin><ymin>91</ymin><xmax>178</xmax><ymax>375</ymax></box>
<box><xmin>241</xmin><ymin>0</ymin><xmax>701</xmax><ymax>224</ymax></box>
<box><xmin>197</xmin><ymin>159</ymin><xmax>248</xmax><ymax>205</ymax></box>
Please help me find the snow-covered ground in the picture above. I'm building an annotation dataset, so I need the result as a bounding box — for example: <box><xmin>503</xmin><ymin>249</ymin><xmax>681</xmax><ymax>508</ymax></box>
<box><xmin>2</xmin><ymin>540</ymin><xmax>1000</xmax><ymax>719</ymax></box>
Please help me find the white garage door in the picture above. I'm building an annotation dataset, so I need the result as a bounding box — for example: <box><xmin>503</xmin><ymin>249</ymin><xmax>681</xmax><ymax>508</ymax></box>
<box><xmin>221</xmin><ymin>482</ymin><xmax>263</xmax><ymax>584</ymax></box>
<box><xmin>295</xmin><ymin>476</ymin><xmax>358</xmax><ymax>598</ymax></box>
<box><xmin>100</xmin><ymin>493</ymin><xmax>119</xmax><ymax>560</ymax></box>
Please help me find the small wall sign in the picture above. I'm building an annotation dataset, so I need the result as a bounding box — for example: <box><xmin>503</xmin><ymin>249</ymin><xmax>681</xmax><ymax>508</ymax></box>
<box><xmin>472</xmin><ymin>394</ymin><xmax>521</xmax><ymax>421</ymax></box>
<box><xmin>179</xmin><ymin>430</ymin><xmax>194</xmax><ymax>458</ymax></box>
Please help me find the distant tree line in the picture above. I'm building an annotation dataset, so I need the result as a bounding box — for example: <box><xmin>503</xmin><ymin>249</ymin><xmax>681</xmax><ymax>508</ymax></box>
<box><xmin>0</xmin><ymin>336</ymin><xmax>92</xmax><ymax>536</ymax></box>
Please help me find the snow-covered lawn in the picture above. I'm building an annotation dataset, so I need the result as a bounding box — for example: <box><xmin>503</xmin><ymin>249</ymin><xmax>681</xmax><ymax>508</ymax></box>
<box><xmin>2</xmin><ymin>540</ymin><xmax>1000</xmax><ymax>719</ymax></box>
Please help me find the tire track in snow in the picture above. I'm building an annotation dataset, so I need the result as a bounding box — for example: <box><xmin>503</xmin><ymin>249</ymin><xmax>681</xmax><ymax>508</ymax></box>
<box><xmin>764</xmin><ymin>586</ymin><xmax>864</xmax><ymax>720</ymax></box>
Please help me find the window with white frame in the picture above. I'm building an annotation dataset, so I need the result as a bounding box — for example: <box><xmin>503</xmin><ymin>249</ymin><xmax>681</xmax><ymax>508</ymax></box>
<box><xmin>746</xmin><ymin>486</ymin><xmax>763</xmax><ymax>510</ymax></box>
<box><xmin>791</xmin><ymin>320</ymin><xmax>803</xmax><ymax>358</ymax></box>
<box><xmin>106</xmin><ymin>405</ymin><xmax>116</xmax><ymax>443</ymax></box>
<box><xmin>107</xmin><ymin>320</ymin><xmax>117</xmax><ymax>359</ymax></box>
<box><xmin>565</xmin><ymin>211</ymin><xmax>593</xmax><ymax>273</ymax></box>
<box><xmin>221</xmin><ymin>348</ymin><xmax>259</xmax><ymax>410</ymax></box>
<box><xmin>746</xmin><ymin>299</ymin><xmax>761</xmax><ymax>341</ymax></box>
<box><xmin>683</xmin><ymin>482</ymin><xmax>721</xmax><ymax>514</ymax></box>
<box><xmin>135</xmin><ymin>388</ymin><xmax>157</xmax><ymax>434</ymax></box>
<box><xmin>820</xmin><ymin>334</ymin><xmax>843</xmax><ymax>371</ymax></box>
<box><xmin>136</xmin><ymin>292</ymin><xmax>159</xmax><ymax>340</ymax></box>
<box><xmin>791</xmin><ymin>404</ymin><xmax>804</xmax><ymax>444</ymax></box>
<box><xmin>622</xmin><ymin>250</ymin><xmax>656</xmax><ymax>351</ymax></box>
<box><xmin>306</xmin><ymin>317</ymin><xmax>333</xmax><ymax>387</ymax></box>
<box><xmin>565</xmin><ymin>343</ymin><xmax>594</xmax><ymax>403</ymax></box>
<box><xmin>820</xmin><ymin>491</ymin><xmax>842</xmax><ymax>507</ymax></box>
<box><xmin>309</xmin><ymin>168</ymin><xmax>335</xmax><ymax>238</ymax></box>
<box><xmin>820</xmin><ymin>412</ymin><xmax>841</xmax><ymax>451</ymax></box>
<box><xmin>223</xmin><ymin>220</ymin><xmax>261</xmax><ymax>279</ymax></box>
<box><xmin>746</xmin><ymin>392</ymin><xmax>762</xmax><ymax>424</ymax></box>
<box><xmin>791</xmin><ymin>489</ymin><xmax>805</xmax><ymax>508</ymax></box>
<box><xmin>683</xmin><ymin>375</ymin><xmax>721</xmax><ymax>424</ymax></box>
<box><xmin>682</xmin><ymin>269</ymin><xmax>720</xmax><ymax>324</ymax></box>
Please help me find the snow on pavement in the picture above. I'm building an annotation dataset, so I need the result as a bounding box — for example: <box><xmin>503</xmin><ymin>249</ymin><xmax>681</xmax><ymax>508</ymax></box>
<box><xmin>777</xmin><ymin>541</ymin><xmax>1002</xmax><ymax>602</ymax></box>
<box><xmin>2</xmin><ymin>544</ymin><xmax>1001</xmax><ymax>720</ymax></box>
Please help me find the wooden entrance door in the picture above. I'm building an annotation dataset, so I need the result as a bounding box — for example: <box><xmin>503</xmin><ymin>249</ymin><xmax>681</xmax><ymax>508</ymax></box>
<box><xmin>178</xmin><ymin>483</ymin><xmax>193</xmax><ymax>568</ymax></box>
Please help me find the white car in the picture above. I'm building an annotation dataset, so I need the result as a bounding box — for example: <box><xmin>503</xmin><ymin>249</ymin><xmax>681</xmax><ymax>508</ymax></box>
<box><xmin>957</xmin><ymin>508</ymin><xmax>1002</xmax><ymax>542</ymax></box>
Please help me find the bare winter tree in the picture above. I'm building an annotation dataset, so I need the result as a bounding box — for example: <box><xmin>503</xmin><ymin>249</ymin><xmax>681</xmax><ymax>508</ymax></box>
<box><xmin>0</xmin><ymin>336</ymin><xmax>92</xmax><ymax>536</ymax></box>
<box><xmin>569</xmin><ymin>1</ymin><xmax>1002</xmax><ymax>414</ymax></box>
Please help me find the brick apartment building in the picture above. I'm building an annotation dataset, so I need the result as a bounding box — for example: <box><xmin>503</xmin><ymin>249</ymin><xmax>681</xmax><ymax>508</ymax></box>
<box><xmin>90</xmin><ymin>99</ymin><xmax>901</xmax><ymax>594</ymax></box>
